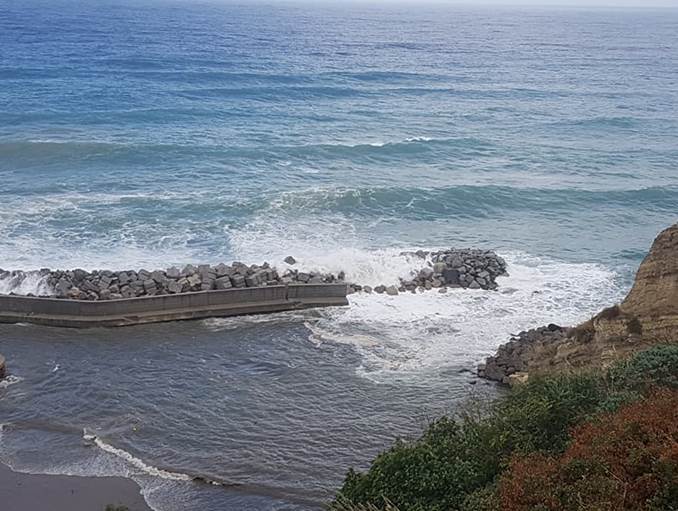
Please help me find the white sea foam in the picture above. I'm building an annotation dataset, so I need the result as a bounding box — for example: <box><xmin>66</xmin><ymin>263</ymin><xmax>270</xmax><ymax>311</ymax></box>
<box><xmin>225</xmin><ymin>217</ymin><xmax>624</xmax><ymax>380</ymax></box>
<box><xmin>85</xmin><ymin>431</ymin><xmax>191</xmax><ymax>482</ymax></box>
<box><xmin>0</xmin><ymin>375</ymin><xmax>24</xmax><ymax>389</ymax></box>
<box><xmin>305</xmin><ymin>251</ymin><xmax>622</xmax><ymax>381</ymax></box>
<box><xmin>0</xmin><ymin>271</ymin><xmax>53</xmax><ymax>296</ymax></box>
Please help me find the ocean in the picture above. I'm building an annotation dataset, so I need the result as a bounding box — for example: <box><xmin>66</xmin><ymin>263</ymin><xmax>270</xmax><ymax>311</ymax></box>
<box><xmin>0</xmin><ymin>1</ymin><xmax>677</xmax><ymax>509</ymax></box>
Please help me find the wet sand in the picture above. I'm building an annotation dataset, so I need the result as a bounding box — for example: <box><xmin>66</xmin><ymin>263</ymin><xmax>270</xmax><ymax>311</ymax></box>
<box><xmin>0</xmin><ymin>462</ymin><xmax>152</xmax><ymax>511</ymax></box>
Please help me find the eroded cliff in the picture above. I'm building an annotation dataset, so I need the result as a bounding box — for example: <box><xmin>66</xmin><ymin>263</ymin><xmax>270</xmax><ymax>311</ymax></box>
<box><xmin>480</xmin><ymin>223</ymin><xmax>678</xmax><ymax>383</ymax></box>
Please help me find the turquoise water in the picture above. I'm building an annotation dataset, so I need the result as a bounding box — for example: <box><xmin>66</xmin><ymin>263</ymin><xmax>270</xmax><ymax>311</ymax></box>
<box><xmin>0</xmin><ymin>1</ymin><xmax>677</xmax><ymax>510</ymax></box>
<box><xmin>1</xmin><ymin>1</ymin><xmax>676</xmax><ymax>270</ymax></box>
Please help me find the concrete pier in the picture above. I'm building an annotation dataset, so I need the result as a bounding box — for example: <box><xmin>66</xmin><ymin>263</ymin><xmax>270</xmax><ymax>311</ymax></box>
<box><xmin>0</xmin><ymin>284</ymin><xmax>348</xmax><ymax>328</ymax></box>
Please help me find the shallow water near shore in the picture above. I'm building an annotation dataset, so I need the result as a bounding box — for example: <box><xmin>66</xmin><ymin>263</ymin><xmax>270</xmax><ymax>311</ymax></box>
<box><xmin>1</xmin><ymin>0</ymin><xmax>678</xmax><ymax>509</ymax></box>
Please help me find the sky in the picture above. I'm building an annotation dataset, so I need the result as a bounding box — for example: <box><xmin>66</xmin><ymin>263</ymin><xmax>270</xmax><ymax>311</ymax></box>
<box><xmin>308</xmin><ymin>0</ymin><xmax>678</xmax><ymax>6</ymax></box>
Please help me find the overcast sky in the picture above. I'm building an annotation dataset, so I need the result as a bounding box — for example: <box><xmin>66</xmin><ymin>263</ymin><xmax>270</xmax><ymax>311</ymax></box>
<box><xmin>311</xmin><ymin>0</ymin><xmax>678</xmax><ymax>6</ymax></box>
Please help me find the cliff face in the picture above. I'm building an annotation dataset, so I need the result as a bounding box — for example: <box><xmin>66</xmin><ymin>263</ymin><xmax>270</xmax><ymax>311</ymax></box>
<box><xmin>621</xmin><ymin>223</ymin><xmax>678</xmax><ymax>336</ymax></box>
<box><xmin>480</xmin><ymin>223</ymin><xmax>678</xmax><ymax>383</ymax></box>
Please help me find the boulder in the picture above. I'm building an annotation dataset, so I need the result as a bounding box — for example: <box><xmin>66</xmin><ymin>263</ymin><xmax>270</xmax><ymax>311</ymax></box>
<box><xmin>385</xmin><ymin>285</ymin><xmax>399</xmax><ymax>296</ymax></box>
<box><xmin>230</xmin><ymin>274</ymin><xmax>246</xmax><ymax>288</ymax></box>
<box><xmin>419</xmin><ymin>267</ymin><xmax>434</xmax><ymax>280</ymax></box>
<box><xmin>442</xmin><ymin>268</ymin><xmax>460</xmax><ymax>285</ymax></box>
<box><xmin>167</xmin><ymin>280</ymin><xmax>183</xmax><ymax>294</ymax></box>
<box><xmin>284</xmin><ymin>256</ymin><xmax>297</xmax><ymax>265</ymax></box>
<box><xmin>214</xmin><ymin>263</ymin><xmax>230</xmax><ymax>277</ymax></box>
<box><xmin>142</xmin><ymin>279</ymin><xmax>157</xmax><ymax>293</ymax></box>
<box><xmin>245</xmin><ymin>274</ymin><xmax>260</xmax><ymax>287</ymax></box>
<box><xmin>215</xmin><ymin>277</ymin><xmax>232</xmax><ymax>290</ymax></box>
<box><xmin>433</xmin><ymin>262</ymin><xmax>446</xmax><ymax>274</ymax></box>
<box><xmin>0</xmin><ymin>353</ymin><xmax>5</xmax><ymax>379</ymax></box>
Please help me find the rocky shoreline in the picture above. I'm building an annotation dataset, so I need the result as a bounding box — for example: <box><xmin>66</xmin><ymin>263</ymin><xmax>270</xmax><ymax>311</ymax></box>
<box><xmin>478</xmin><ymin>324</ymin><xmax>569</xmax><ymax>384</ymax></box>
<box><xmin>479</xmin><ymin>222</ymin><xmax>678</xmax><ymax>385</ymax></box>
<box><xmin>0</xmin><ymin>248</ymin><xmax>507</xmax><ymax>301</ymax></box>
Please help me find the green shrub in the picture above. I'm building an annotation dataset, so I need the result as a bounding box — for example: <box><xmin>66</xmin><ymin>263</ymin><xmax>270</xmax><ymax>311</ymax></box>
<box><xmin>333</xmin><ymin>374</ymin><xmax>607</xmax><ymax>510</ymax></box>
<box><xmin>607</xmin><ymin>343</ymin><xmax>678</xmax><ymax>391</ymax></box>
<box><xmin>491</xmin><ymin>373</ymin><xmax>606</xmax><ymax>454</ymax></box>
<box><xmin>333</xmin><ymin>345</ymin><xmax>678</xmax><ymax>511</ymax></box>
<box><xmin>337</xmin><ymin>418</ymin><xmax>490</xmax><ymax>511</ymax></box>
<box><xmin>497</xmin><ymin>389</ymin><xmax>678</xmax><ymax>511</ymax></box>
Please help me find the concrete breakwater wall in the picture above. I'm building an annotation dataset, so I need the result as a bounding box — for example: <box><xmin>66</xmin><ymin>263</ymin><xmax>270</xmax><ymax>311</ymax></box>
<box><xmin>0</xmin><ymin>248</ymin><xmax>507</xmax><ymax>301</ymax></box>
<box><xmin>0</xmin><ymin>248</ymin><xmax>506</xmax><ymax>327</ymax></box>
<box><xmin>0</xmin><ymin>284</ymin><xmax>349</xmax><ymax>328</ymax></box>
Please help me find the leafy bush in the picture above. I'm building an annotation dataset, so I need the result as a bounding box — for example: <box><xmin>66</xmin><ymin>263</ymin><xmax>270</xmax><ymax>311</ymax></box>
<box><xmin>607</xmin><ymin>343</ymin><xmax>678</xmax><ymax>391</ymax></box>
<box><xmin>332</xmin><ymin>345</ymin><xmax>678</xmax><ymax>511</ymax></box>
<box><xmin>334</xmin><ymin>373</ymin><xmax>608</xmax><ymax>510</ymax></box>
<box><xmin>337</xmin><ymin>418</ymin><xmax>489</xmax><ymax>511</ymax></box>
<box><xmin>497</xmin><ymin>389</ymin><xmax>678</xmax><ymax>511</ymax></box>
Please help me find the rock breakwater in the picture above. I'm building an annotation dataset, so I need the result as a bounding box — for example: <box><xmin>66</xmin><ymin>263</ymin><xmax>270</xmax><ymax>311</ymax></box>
<box><xmin>392</xmin><ymin>248</ymin><xmax>507</xmax><ymax>293</ymax></box>
<box><xmin>0</xmin><ymin>249</ymin><xmax>507</xmax><ymax>301</ymax></box>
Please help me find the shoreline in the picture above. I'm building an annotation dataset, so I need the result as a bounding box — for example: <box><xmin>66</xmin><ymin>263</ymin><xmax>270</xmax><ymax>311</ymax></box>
<box><xmin>0</xmin><ymin>462</ymin><xmax>152</xmax><ymax>511</ymax></box>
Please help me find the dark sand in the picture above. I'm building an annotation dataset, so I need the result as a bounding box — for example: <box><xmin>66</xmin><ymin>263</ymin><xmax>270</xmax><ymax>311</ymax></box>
<box><xmin>0</xmin><ymin>462</ymin><xmax>152</xmax><ymax>511</ymax></box>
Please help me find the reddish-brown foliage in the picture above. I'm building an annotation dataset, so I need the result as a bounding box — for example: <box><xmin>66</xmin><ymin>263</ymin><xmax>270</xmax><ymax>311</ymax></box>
<box><xmin>498</xmin><ymin>389</ymin><xmax>678</xmax><ymax>511</ymax></box>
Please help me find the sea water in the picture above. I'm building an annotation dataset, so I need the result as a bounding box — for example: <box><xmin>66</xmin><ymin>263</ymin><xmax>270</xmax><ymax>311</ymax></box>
<box><xmin>0</xmin><ymin>1</ymin><xmax>677</xmax><ymax>509</ymax></box>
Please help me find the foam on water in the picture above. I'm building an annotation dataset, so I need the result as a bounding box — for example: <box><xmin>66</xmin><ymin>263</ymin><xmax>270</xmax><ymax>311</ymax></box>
<box><xmin>0</xmin><ymin>272</ymin><xmax>52</xmax><ymax>296</ymax></box>
<box><xmin>85</xmin><ymin>431</ymin><xmax>191</xmax><ymax>482</ymax></box>
<box><xmin>0</xmin><ymin>376</ymin><xmax>24</xmax><ymax>390</ymax></box>
<box><xmin>217</xmin><ymin>226</ymin><xmax>624</xmax><ymax>381</ymax></box>
<box><xmin>303</xmin><ymin>251</ymin><xmax>622</xmax><ymax>381</ymax></box>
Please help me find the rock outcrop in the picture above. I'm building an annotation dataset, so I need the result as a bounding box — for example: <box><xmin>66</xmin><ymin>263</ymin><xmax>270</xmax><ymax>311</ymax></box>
<box><xmin>480</xmin><ymin>223</ymin><xmax>678</xmax><ymax>384</ymax></box>
<box><xmin>0</xmin><ymin>354</ymin><xmax>6</xmax><ymax>380</ymax></box>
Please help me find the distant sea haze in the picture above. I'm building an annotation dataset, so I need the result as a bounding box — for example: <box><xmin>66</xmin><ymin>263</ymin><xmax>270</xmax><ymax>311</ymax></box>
<box><xmin>0</xmin><ymin>1</ymin><xmax>677</xmax><ymax>510</ymax></box>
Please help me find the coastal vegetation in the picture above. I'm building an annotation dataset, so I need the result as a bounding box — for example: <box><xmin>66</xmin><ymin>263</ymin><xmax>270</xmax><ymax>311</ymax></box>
<box><xmin>332</xmin><ymin>345</ymin><xmax>678</xmax><ymax>511</ymax></box>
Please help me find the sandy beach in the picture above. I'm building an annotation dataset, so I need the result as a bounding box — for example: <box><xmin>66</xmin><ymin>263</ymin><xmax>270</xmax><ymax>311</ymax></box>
<box><xmin>0</xmin><ymin>462</ymin><xmax>151</xmax><ymax>511</ymax></box>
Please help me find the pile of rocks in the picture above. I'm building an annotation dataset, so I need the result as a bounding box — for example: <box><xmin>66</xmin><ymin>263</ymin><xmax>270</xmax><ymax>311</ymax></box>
<box><xmin>477</xmin><ymin>324</ymin><xmax>569</xmax><ymax>384</ymax></box>
<box><xmin>0</xmin><ymin>262</ymin><xmax>345</xmax><ymax>301</ymax></box>
<box><xmin>401</xmin><ymin>248</ymin><xmax>507</xmax><ymax>292</ymax></box>
<box><xmin>0</xmin><ymin>248</ymin><xmax>507</xmax><ymax>301</ymax></box>
<box><xmin>349</xmin><ymin>249</ymin><xmax>507</xmax><ymax>295</ymax></box>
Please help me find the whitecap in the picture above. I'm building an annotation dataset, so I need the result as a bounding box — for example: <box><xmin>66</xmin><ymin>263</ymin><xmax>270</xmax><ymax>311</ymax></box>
<box><xmin>0</xmin><ymin>271</ymin><xmax>53</xmax><ymax>296</ymax></box>
<box><xmin>0</xmin><ymin>375</ymin><xmax>24</xmax><ymax>389</ymax></box>
<box><xmin>85</xmin><ymin>430</ymin><xmax>191</xmax><ymax>482</ymax></box>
